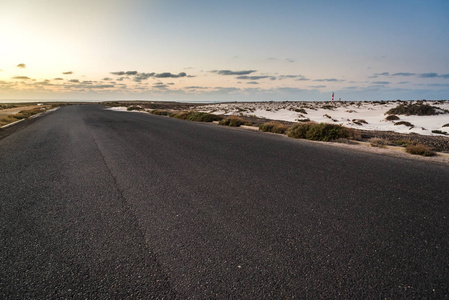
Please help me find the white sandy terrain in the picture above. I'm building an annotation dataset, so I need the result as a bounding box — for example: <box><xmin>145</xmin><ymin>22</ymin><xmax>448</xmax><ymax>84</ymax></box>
<box><xmin>195</xmin><ymin>100</ymin><xmax>449</xmax><ymax>136</ymax></box>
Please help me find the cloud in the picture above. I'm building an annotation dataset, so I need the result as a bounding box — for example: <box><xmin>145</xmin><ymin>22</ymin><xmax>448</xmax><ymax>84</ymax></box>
<box><xmin>111</xmin><ymin>71</ymin><xmax>126</xmax><ymax>76</ymax></box>
<box><xmin>392</xmin><ymin>72</ymin><xmax>416</xmax><ymax>76</ymax></box>
<box><xmin>372</xmin><ymin>81</ymin><xmax>391</xmax><ymax>84</ymax></box>
<box><xmin>428</xmin><ymin>83</ymin><xmax>449</xmax><ymax>87</ymax></box>
<box><xmin>309</xmin><ymin>85</ymin><xmax>326</xmax><ymax>88</ymax></box>
<box><xmin>276</xmin><ymin>87</ymin><xmax>305</xmax><ymax>93</ymax></box>
<box><xmin>154</xmin><ymin>72</ymin><xmax>186</xmax><ymax>78</ymax></box>
<box><xmin>247</xmin><ymin>81</ymin><xmax>259</xmax><ymax>85</ymax></box>
<box><xmin>103</xmin><ymin>77</ymin><xmax>112</xmax><ymax>81</ymax></box>
<box><xmin>11</xmin><ymin>76</ymin><xmax>31</xmax><ymax>80</ymax></box>
<box><xmin>313</xmin><ymin>78</ymin><xmax>344</xmax><ymax>82</ymax></box>
<box><xmin>63</xmin><ymin>71</ymin><xmax>73</xmax><ymax>75</ymax></box>
<box><xmin>109</xmin><ymin>71</ymin><xmax>192</xmax><ymax>82</ymax></box>
<box><xmin>185</xmin><ymin>86</ymin><xmax>209</xmax><ymax>90</ymax></box>
<box><xmin>134</xmin><ymin>72</ymin><xmax>155</xmax><ymax>82</ymax></box>
<box><xmin>153</xmin><ymin>83</ymin><xmax>168</xmax><ymax>89</ymax></box>
<box><xmin>419</xmin><ymin>73</ymin><xmax>438</xmax><ymax>78</ymax></box>
<box><xmin>439</xmin><ymin>74</ymin><xmax>449</xmax><ymax>79</ymax></box>
<box><xmin>212</xmin><ymin>87</ymin><xmax>241</xmax><ymax>93</ymax></box>
<box><xmin>267</xmin><ymin>58</ymin><xmax>295</xmax><ymax>63</ymax></box>
<box><xmin>54</xmin><ymin>78</ymin><xmax>64</xmax><ymax>81</ymax></box>
<box><xmin>375</xmin><ymin>72</ymin><xmax>390</xmax><ymax>76</ymax></box>
<box><xmin>69</xmin><ymin>79</ymin><xmax>80</xmax><ymax>83</ymax></box>
<box><xmin>16</xmin><ymin>63</ymin><xmax>26</xmax><ymax>69</ymax></box>
<box><xmin>398</xmin><ymin>81</ymin><xmax>409</xmax><ymax>84</ymax></box>
<box><xmin>236</xmin><ymin>75</ymin><xmax>274</xmax><ymax>80</ymax></box>
<box><xmin>211</xmin><ymin>70</ymin><xmax>256</xmax><ymax>76</ymax></box>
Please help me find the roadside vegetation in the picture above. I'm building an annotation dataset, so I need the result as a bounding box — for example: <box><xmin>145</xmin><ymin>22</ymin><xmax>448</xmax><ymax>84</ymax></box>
<box><xmin>149</xmin><ymin>109</ymin><xmax>175</xmax><ymax>117</ymax></box>
<box><xmin>369</xmin><ymin>138</ymin><xmax>388</xmax><ymax>148</ymax></box>
<box><xmin>173</xmin><ymin>111</ymin><xmax>223</xmax><ymax>122</ymax></box>
<box><xmin>259</xmin><ymin>122</ymin><xmax>289</xmax><ymax>134</ymax></box>
<box><xmin>1</xmin><ymin>104</ymin><xmax>52</xmax><ymax>127</ymax></box>
<box><xmin>405</xmin><ymin>143</ymin><xmax>436</xmax><ymax>156</ymax></box>
<box><xmin>218</xmin><ymin>116</ymin><xmax>247</xmax><ymax>127</ymax></box>
<box><xmin>287</xmin><ymin>122</ymin><xmax>356</xmax><ymax>142</ymax></box>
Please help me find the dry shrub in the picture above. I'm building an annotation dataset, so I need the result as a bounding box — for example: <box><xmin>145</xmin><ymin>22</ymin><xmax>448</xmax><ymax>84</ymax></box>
<box><xmin>259</xmin><ymin>122</ymin><xmax>289</xmax><ymax>134</ymax></box>
<box><xmin>352</xmin><ymin>119</ymin><xmax>368</xmax><ymax>125</ymax></box>
<box><xmin>370</xmin><ymin>138</ymin><xmax>388</xmax><ymax>148</ymax></box>
<box><xmin>174</xmin><ymin>111</ymin><xmax>222</xmax><ymax>122</ymax></box>
<box><xmin>218</xmin><ymin>116</ymin><xmax>246</xmax><ymax>127</ymax></box>
<box><xmin>394</xmin><ymin>121</ymin><xmax>414</xmax><ymax>128</ymax></box>
<box><xmin>406</xmin><ymin>144</ymin><xmax>436</xmax><ymax>156</ymax></box>
<box><xmin>150</xmin><ymin>109</ymin><xmax>174</xmax><ymax>117</ymax></box>
<box><xmin>287</xmin><ymin>122</ymin><xmax>355</xmax><ymax>142</ymax></box>
<box><xmin>385</xmin><ymin>115</ymin><xmax>400</xmax><ymax>121</ymax></box>
<box><xmin>386</xmin><ymin>103</ymin><xmax>444</xmax><ymax>116</ymax></box>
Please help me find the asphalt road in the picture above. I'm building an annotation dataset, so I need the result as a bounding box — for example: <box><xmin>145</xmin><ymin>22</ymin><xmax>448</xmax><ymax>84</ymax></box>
<box><xmin>1</xmin><ymin>105</ymin><xmax>448</xmax><ymax>299</ymax></box>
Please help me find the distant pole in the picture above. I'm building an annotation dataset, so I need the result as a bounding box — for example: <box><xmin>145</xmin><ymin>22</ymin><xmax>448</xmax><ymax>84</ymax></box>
<box><xmin>332</xmin><ymin>92</ymin><xmax>334</xmax><ymax>101</ymax></box>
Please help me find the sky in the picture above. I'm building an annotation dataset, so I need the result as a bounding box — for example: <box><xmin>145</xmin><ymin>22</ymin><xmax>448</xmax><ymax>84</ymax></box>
<box><xmin>1</xmin><ymin>0</ymin><xmax>448</xmax><ymax>102</ymax></box>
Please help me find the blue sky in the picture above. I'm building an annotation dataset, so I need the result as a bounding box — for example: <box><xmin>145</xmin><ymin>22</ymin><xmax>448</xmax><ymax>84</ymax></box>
<box><xmin>0</xmin><ymin>0</ymin><xmax>448</xmax><ymax>102</ymax></box>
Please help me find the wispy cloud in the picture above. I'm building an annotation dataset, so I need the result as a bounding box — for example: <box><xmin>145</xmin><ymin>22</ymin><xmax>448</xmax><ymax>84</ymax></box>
<box><xmin>211</xmin><ymin>70</ymin><xmax>256</xmax><ymax>76</ymax></box>
<box><xmin>392</xmin><ymin>72</ymin><xmax>416</xmax><ymax>76</ymax></box>
<box><xmin>236</xmin><ymin>75</ymin><xmax>275</xmax><ymax>80</ymax></box>
<box><xmin>419</xmin><ymin>73</ymin><xmax>439</xmax><ymax>78</ymax></box>
<box><xmin>185</xmin><ymin>86</ymin><xmax>209</xmax><ymax>90</ymax></box>
<box><xmin>309</xmin><ymin>85</ymin><xmax>326</xmax><ymax>88</ymax></box>
<box><xmin>372</xmin><ymin>81</ymin><xmax>391</xmax><ymax>85</ymax></box>
<box><xmin>134</xmin><ymin>73</ymin><xmax>155</xmax><ymax>82</ymax></box>
<box><xmin>62</xmin><ymin>71</ymin><xmax>73</xmax><ymax>75</ymax></box>
<box><xmin>16</xmin><ymin>63</ymin><xmax>26</xmax><ymax>69</ymax></box>
<box><xmin>154</xmin><ymin>72</ymin><xmax>186</xmax><ymax>78</ymax></box>
<box><xmin>11</xmin><ymin>76</ymin><xmax>31</xmax><ymax>80</ymax></box>
<box><xmin>313</xmin><ymin>78</ymin><xmax>344</xmax><ymax>82</ymax></box>
<box><xmin>428</xmin><ymin>83</ymin><xmax>449</xmax><ymax>87</ymax></box>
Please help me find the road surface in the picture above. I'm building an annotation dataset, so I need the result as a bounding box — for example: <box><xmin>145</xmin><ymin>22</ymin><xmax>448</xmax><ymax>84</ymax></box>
<box><xmin>1</xmin><ymin>105</ymin><xmax>448</xmax><ymax>298</ymax></box>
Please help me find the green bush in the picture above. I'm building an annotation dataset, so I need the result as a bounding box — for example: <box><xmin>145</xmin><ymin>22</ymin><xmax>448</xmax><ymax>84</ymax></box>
<box><xmin>173</xmin><ymin>111</ymin><xmax>222</xmax><ymax>122</ymax></box>
<box><xmin>259</xmin><ymin>122</ymin><xmax>289</xmax><ymax>134</ymax></box>
<box><xmin>218</xmin><ymin>116</ymin><xmax>246</xmax><ymax>127</ymax></box>
<box><xmin>287</xmin><ymin>122</ymin><xmax>350</xmax><ymax>142</ymax></box>
<box><xmin>150</xmin><ymin>109</ymin><xmax>174</xmax><ymax>117</ymax></box>
<box><xmin>406</xmin><ymin>144</ymin><xmax>436</xmax><ymax>156</ymax></box>
<box><xmin>386</xmin><ymin>103</ymin><xmax>442</xmax><ymax>116</ymax></box>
